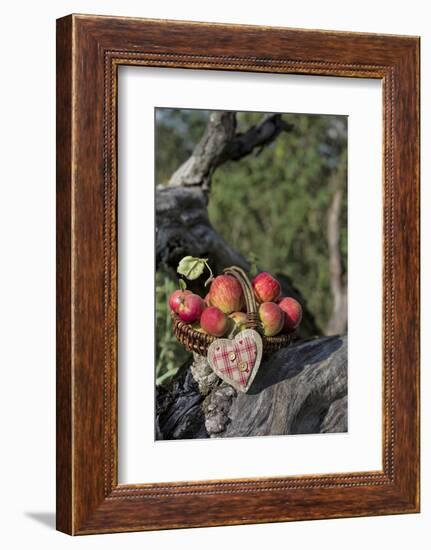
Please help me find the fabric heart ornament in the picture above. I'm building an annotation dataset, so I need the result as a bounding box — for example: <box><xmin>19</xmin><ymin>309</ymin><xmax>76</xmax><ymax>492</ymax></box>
<box><xmin>207</xmin><ymin>329</ymin><xmax>263</xmax><ymax>393</ymax></box>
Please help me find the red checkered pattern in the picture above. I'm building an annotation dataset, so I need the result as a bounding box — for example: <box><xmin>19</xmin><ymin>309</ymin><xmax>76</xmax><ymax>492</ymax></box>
<box><xmin>209</xmin><ymin>335</ymin><xmax>257</xmax><ymax>387</ymax></box>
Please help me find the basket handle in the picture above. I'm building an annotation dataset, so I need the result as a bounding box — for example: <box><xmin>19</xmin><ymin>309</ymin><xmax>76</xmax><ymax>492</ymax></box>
<box><xmin>223</xmin><ymin>266</ymin><xmax>261</xmax><ymax>331</ymax></box>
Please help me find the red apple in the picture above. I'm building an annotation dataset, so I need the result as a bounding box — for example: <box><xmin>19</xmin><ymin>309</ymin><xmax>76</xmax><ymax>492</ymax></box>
<box><xmin>252</xmin><ymin>272</ymin><xmax>281</xmax><ymax>303</ymax></box>
<box><xmin>177</xmin><ymin>293</ymin><xmax>205</xmax><ymax>324</ymax></box>
<box><xmin>204</xmin><ymin>293</ymin><xmax>212</xmax><ymax>307</ymax></box>
<box><xmin>229</xmin><ymin>311</ymin><xmax>248</xmax><ymax>331</ymax></box>
<box><xmin>168</xmin><ymin>289</ymin><xmax>192</xmax><ymax>313</ymax></box>
<box><xmin>209</xmin><ymin>275</ymin><xmax>244</xmax><ymax>314</ymax></box>
<box><xmin>258</xmin><ymin>302</ymin><xmax>284</xmax><ymax>336</ymax></box>
<box><xmin>200</xmin><ymin>307</ymin><xmax>230</xmax><ymax>337</ymax></box>
<box><xmin>278</xmin><ymin>297</ymin><xmax>303</xmax><ymax>333</ymax></box>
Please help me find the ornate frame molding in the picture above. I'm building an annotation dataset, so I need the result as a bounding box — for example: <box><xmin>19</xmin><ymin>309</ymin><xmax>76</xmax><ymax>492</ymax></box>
<box><xmin>57</xmin><ymin>15</ymin><xmax>419</xmax><ymax>534</ymax></box>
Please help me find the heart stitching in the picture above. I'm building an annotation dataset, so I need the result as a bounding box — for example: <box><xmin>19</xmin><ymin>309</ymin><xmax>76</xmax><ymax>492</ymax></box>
<box><xmin>207</xmin><ymin>329</ymin><xmax>263</xmax><ymax>393</ymax></box>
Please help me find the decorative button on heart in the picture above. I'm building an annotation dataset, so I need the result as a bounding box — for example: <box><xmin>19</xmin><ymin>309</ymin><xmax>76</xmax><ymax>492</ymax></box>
<box><xmin>207</xmin><ymin>329</ymin><xmax>263</xmax><ymax>393</ymax></box>
<box><xmin>238</xmin><ymin>361</ymin><xmax>248</xmax><ymax>372</ymax></box>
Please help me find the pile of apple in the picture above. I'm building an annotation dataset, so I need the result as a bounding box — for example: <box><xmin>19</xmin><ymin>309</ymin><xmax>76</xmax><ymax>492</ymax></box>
<box><xmin>169</xmin><ymin>271</ymin><xmax>302</xmax><ymax>338</ymax></box>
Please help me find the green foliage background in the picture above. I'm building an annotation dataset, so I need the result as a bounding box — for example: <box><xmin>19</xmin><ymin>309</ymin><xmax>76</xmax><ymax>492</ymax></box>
<box><xmin>155</xmin><ymin>109</ymin><xmax>347</xmax><ymax>385</ymax></box>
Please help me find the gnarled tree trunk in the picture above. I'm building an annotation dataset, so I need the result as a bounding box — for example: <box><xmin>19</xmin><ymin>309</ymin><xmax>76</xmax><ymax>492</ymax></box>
<box><xmin>156</xmin><ymin>335</ymin><xmax>347</xmax><ymax>439</ymax></box>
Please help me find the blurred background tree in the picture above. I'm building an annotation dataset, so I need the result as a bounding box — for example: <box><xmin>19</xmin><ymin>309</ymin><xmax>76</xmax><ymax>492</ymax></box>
<box><xmin>155</xmin><ymin>108</ymin><xmax>347</xmax><ymax>385</ymax></box>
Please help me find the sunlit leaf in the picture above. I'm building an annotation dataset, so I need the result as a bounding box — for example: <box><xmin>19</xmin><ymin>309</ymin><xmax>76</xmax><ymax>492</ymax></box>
<box><xmin>177</xmin><ymin>256</ymin><xmax>207</xmax><ymax>280</ymax></box>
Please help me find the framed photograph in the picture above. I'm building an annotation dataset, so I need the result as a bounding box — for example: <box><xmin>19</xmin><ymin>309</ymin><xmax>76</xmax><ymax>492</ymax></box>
<box><xmin>56</xmin><ymin>14</ymin><xmax>420</xmax><ymax>534</ymax></box>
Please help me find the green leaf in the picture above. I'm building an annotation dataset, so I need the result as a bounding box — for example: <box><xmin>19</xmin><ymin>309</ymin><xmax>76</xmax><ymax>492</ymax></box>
<box><xmin>178</xmin><ymin>278</ymin><xmax>187</xmax><ymax>290</ymax></box>
<box><xmin>177</xmin><ymin>256</ymin><xmax>207</xmax><ymax>280</ymax></box>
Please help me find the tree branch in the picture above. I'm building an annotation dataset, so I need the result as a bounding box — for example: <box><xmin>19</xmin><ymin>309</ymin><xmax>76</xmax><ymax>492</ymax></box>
<box><xmin>168</xmin><ymin>111</ymin><xmax>292</xmax><ymax>191</ymax></box>
<box><xmin>325</xmin><ymin>187</ymin><xmax>347</xmax><ymax>335</ymax></box>
<box><xmin>223</xmin><ymin>113</ymin><xmax>293</xmax><ymax>162</ymax></box>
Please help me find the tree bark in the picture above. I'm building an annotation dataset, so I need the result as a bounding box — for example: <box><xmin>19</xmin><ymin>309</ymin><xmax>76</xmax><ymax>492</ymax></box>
<box><xmin>156</xmin><ymin>335</ymin><xmax>347</xmax><ymax>439</ymax></box>
<box><xmin>168</xmin><ymin>111</ymin><xmax>293</xmax><ymax>190</ymax></box>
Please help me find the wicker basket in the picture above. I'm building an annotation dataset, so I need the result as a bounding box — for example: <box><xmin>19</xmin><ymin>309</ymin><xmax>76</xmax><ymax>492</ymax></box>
<box><xmin>172</xmin><ymin>266</ymin><xmax>290</xmax><ymax>356</ymax></box>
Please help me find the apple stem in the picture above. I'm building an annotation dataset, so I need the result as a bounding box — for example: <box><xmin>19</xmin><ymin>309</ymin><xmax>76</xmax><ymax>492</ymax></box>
<box><xmin>203</xmin><ymin>260</ymin><xmax>214</xmax><ymax>286</ymax></box>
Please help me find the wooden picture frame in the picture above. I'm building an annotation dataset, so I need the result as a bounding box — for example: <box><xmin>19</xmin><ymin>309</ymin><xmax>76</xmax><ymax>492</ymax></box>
<box><xmin>56</xmin><ymin>14</ymin><xmax>420</xmax><ymax>534</ymax></box>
